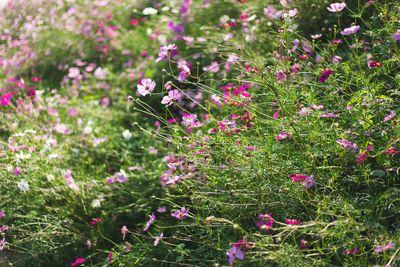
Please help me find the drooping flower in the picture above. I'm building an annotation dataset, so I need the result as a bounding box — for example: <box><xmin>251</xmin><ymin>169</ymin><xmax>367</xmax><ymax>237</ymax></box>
<box><xmin>171</xmin><ymin>207</ymin><xmax>189</xmax><ymax>219</ymax></box>
<box><xmin>108</xmin><ymin>252</ymin><xmax>112</xmax><ymax>264</ymax></box>
<box><xmin>154</xmin><ymin>233</ymin><xmax>163</xmax><ymax>246</ymax></box>
<box><xmin>143</xmin><ymin>212</ymin><xmax>155</xmax><ymax>231</ymax></box>
<box><xmin>71</xmin><ymin>258</ymin><xmax>84</xmax><ymax>266</ymax></box>
<box><xmin>302</xmin><ymin>175</ymin><xmax>316</xmax><ymax>190</ymax></box>
<box><xmin>256</xmin><ymin>213</ymin><xmax>274</xmax><ymax>231</ymax></box>
<box><xmin>161</xmin><ymin>90</ymin><xmax>179</xmax><ymax>106</ymax></box>
<box><xmin>178</xmin><ymin>65</ymin><xmax>191</xmax><ymax>83</ymax></box>
<box><xmin>319</xmin><ymin>69</ymin><xmax>333</xmax><ymax>83</ymax></box>
<box><xmin>327</xmin><ymin>2</ymin><xmax>346</xmax><ymax>12</ymax></box>
<box><xmin>285</xmin><ymin>219</ymin><xmax>302</xmax><ymax>225</ymax></box>
<box><xmin>299</xmin><ymin>239</ymin><xmax>306</xmax><ymax>250</ymax></box>
<box><xmin>226</xmin><ymin>246</ymin><xmax>244</xmax><ymax>265</ymax></box>
<box><xmin>341</xmin><ymin>25</ymin><xmax>360</xmax><ymax>35</ymax></box>
<box><xmin>137</xmin><ymin>79</ymin><xmax>156</xmax><ymax>96</ymax></box>
<box><xmin>121</xmin><ymin>226</ymin><xmax>127</xmax><ymax>240</ymax></box>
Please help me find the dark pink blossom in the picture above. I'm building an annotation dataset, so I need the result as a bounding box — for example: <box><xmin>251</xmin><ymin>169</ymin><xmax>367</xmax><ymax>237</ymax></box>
<box><xmin>319</xmin><ymin>69</ymin><xmax>333</xmax><ymax>83</ymax></box>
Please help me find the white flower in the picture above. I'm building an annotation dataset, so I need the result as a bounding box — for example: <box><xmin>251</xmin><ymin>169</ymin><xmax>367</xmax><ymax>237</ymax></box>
<box><xmin>18</xmin><ymin>179</ymin><xmax>29</xmax><ymax>192</ymax></box>
<box><xmin>143</xmin><ymin>7</ymin><xmax>158</xmax><ymax>15</ymax></box>
<box><xmin>48</xmin><ymin>154</ymin><xmax>59</xmax><ymax>159</ymax></box>
<box><xmin>91</xmin><ymin>199</ymin><xmax>103</xmax><ymax>208</ymax></box>
<box><xmin>122</xmin><ymin>129</ymin><xmax>132</xmax><ymax>140</ymax></box>
<box><xmin>83</xmin><ymin>126</ymin><xmax>93</xmax><ymax>135</ymax></box>
<box><xmin>47</xmin><ymin>175</ymin><xmax>55</xmax><ymax>181</ymax></box>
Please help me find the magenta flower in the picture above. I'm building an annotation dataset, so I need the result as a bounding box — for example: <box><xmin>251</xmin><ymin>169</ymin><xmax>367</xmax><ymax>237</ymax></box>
<box><xmin>319</xmin><ymin>69</ymin><xmax>333</xmax><ymax>83</ymax></box>
<box><xmin>233</xmin><ymin>237</ymin><xmax>255</xmax><ymax>251</ymax></box>
<box><xmin>154</xmin><ymin>233</ymin><xmax>163</xmax><ymax>246</ymax></box>
<box><xmin>383</xmin><ymin>110</ymin><xmax>396</xmax><ymax>122</ymax></box>
<box><xmin>137</xmin><ymin>79</ymin><xmax>156</xmax><ymax>96</ymax></box>
<box><xmin>342</xmin><ymin>248</ymin><xmax>360</xmax><ymax>255</ymax></box>
<box><xmin>68</xmin><ymin>107</ymin><xmax>78</xmax><ymax>116</ymax></box>
<box><xmin>121</xmin><ymin>225</ymin><xmax>127</xmax><ymax>240</ymax></box>
<box><xmin>368</xmin><ymin>61</ymin><xmax>383</xmax><ymax>68</ymax></box>
<box><xmin>178</xmin><ymin>65</ymin><xmax>190</xmax><ymax>82</ymax></box>
<box><xmin>171</xmin><ymin>207</ymin><xmax>189</xmax><ymax>220</ymax></box>
<box><xmin>226</xmin><ymin>246</ymin><xmax>244</xmax><ymax>265</ymax></box>
<box><xmin>327</xmin><ymin>2</ymin><xmax>346</xmax><ymax>12</ymax></box>
<box><xmin>289</xmin><ymin>174</ymin><xmax>308</xmax><ymax>181</ymax></box>
<box><xmin>357</xmin><ymin>144</ymin><xmax>373</xmax><ymax>164</ymax></box>
<box><xmin>329</xmin><ymin>40</ymin><xmax>343</xmax><ymax>46</ymax></box>
<box><xmin>341</xmin><ymin>25</ymin><xmax>360</xmax><ymax>35</ymax></box>
<box><xmin>285</xmin><ymin>219</ymin><xmax>302</xmax><ymax>225</ymax></box>
<box><xmin>1</xmin><ymin>92</ymin><xmax>15</xmax><ymax>107</ymax></box>
<box><xmin>299</xmin><ymin>239</ymin><xmax>306</xmax><ymax>250</ymax></box>
<box><xmin>71</xmin><ymin>258</ymin><xmax>84</xmax><ymax>266</ymax></box>
<box><xmin>385</xmin><ymin>147</ymin><xmax>398</xmax><ymax>155</ymax></box>
<box><xmin>273</xmin><ymin>108</ymin><xmax>281</xmax><ymax>119</ymax></box>
<box><xmin>108</xmin><ymin>252</ymin><xmax>112</xmax><ymax>264</ymax></box>
<box><xmin>90</xmin><ymin>218</ymin><xmax>102</xmax><ymax>225</ymax></box>
<box><xmin>256</xmin><ymin>213</ymin><xmax>274</xmax><ymax>231</ymax></box>
<box><xmin>161</xmin><ymin>90</ymin><xmax>179</xmax><ymax>106</ymax></box>
<box><xmin>143</xmin><ymin>212</ymin><xmax>155</xmax><ymax>231</ymax></box>
<box><xmin>13</xmin><ymin>167</ymin><xmax>22</xmax><ymax>176</ymax></box>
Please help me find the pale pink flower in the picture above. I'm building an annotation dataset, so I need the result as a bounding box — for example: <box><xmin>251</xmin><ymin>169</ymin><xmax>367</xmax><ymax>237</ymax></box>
<box><xmin>161</xmin><ymin>90</ymin><xmax>179</xmax><ymax>106</ymax></box>
<box><xmin>327</xmin><ymin>2</ymin><xmax>346</xmax><ymax>12</ymax></box>
<box><xmin>154</xmin><ymin>233</ymin><xmax>163</xmax><ymax>246</ymax></box>
<box><xmin>341</xmin><ymin>25</ymin><xmax>360</xmax><ymax>35</ymax></box>
<box><xmin>137</xmin><ymin>79</ymin><xmax>156</xmax><ymax>96</ymax></box>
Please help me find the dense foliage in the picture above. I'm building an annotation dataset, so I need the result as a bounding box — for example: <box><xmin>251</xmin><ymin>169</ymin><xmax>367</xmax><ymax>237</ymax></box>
<box><xmin>0</xmin><ymin>0</ymin><xmax>400</xmax><ymax>266</ymax></box>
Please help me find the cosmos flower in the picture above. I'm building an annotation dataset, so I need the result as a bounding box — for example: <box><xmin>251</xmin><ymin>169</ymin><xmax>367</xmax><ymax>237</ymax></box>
<box><xmin>143</xmin><ymin>212</ymin><xmax>155</xmax><ymax>231</ymax></box>
<box><xmin>171</xmin><ymin>207</ymin><xmax>189</xmax><ymax>219</ymax></box>
<box><xmin>226</xmin><ymin>246</ymin><xmax>244</xmax><ymax>265</ymax></box>
<box><xmin>341</xmin><ymin>25</ymin><xmax>360</xmax><ymax>35</ymax></box>
<box><xmin>137</xmin><ymin>79</ymin><xmax>156</xmax><ymax>96</ymax></box>
<box><xmin>327</xmin><ymin>2</ymin><xmax>346</xmax><ymax>12</ymax></box>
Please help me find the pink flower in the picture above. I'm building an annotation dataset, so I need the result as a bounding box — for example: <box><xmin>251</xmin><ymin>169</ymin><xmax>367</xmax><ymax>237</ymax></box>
<box><xmin>68</xmin><ymin>107</ymin><xmax>78</xmax><ymax>116</ymax></box>
<box><xmin>154</xmin><ymin>233</ymin><xmax>163</xmax><ymax>246</ymax></box>
<box><xmin>276</xmin><ymin>132</ymin><xmax>291</xmax><ymax>141</ymax></box>
<box><xmin>171</xmin><ymin>207</ymin><xmax>189</xmax><ymax>219</ymax></box>
<box><xmin>341</xmin><ymin>25</ymin><xmax>360</xmax><ymax>35</ymax></box>
<box><xmin>137</xmin><ymin>79</ymin><xmax>156</xmax><ymax>96</ymax></box>
<box><xmin>342</xmin><ymin>248</ymin><xmax>360</xmax><ymax>255</ymax></box>
<box><xmin>143</xmin><ymin>212</ymin><xmax>155</xmax><ymax>231</ymax></box>
<box><xmin>121</xmin><ymin>225</ymin><xmax>127</xmax><ymax>240</ymax></box>
<box><xmin>383</xmin><ymin>110</ymin><xmax>396</xmax><ymax>122</ymax></box>
<box><xmin>157</xmin><ymin>206</ymin><xmax>167</xmax><ymax>213</ymax></box>
<box><xmin>327</xmin><ymin>2</ymin><xmax>346</xmax><ymax>12</ymax></box>
<box><xmin>13</xmin><ymin>167</ymin><xmax>22</xmax><ymax>176</ymax></box>
<box><xmin>311</xmin><ymin>33</ymin><xmax>322</xmax><ymax>39</ymax></box>
<box><xmin>156</xmin><ymin>44</ymin><xmax>177</xmax><ymax>63</ymax></box>
<box><xmin>285</xmin><ymin>219</ymin><xmax>302</xmax><ymax>225</ymax></box>
<box><xmin>233</xmin><ymin>237</ymin><xmax>255</xmax><ymax>251</ymax></box>
<box><xmin>71</xmin><ymin>258</ymin><xmax>84</xmax><ymax>266</ymax></box>
<box><xmin>374</xmin><ymin>243</ymin><xmax>393</xmax><ymax>253</ymax></box>
<box><xmin>178</xmin><ymin>65</ymin><xmax>191</xmax><ymax>82</ymax></box>
<box><xmin>273</xmin><ymin>108</ymin><xmax>281</xmax><ymax>119</ymax></box>
<box><xmin>161</xmin><ymin>90</ymin><xmax>179</xmax><ymax>106</ymax></box>
<box><xmin>299</xmin><ymin>239</ymin><xmax>306</xmax><ymax>249</ymax></box>
<box><xmin>203</xmin><ymin>62</ymin><xmax>220</xmax><ymax>73</ymax></box>
<box><xmin>226</xmin><ymin>246</ymin><xmax>244</xmax><ymax>265</ymax></box>
<box><xmin>0</xmin><ymin>210</ymin><xmax>5</xmax><ymax>219</ymax></box>
<box><xmin>275</xmin><ymin>71</ymin><xmax>286</xmax><ymax>83</ymax></box>
<box><xmin>329</xmin><ymin>40</ymin><xmax>343</xmax><ymax>46</ymax></box>
<box><xmin>319</xmin><ymin>69</ymin><xmax>333</xmax><ymax>83</ymax></box>
<box><xmin>256</xmin><ymin>213</ymin><xmax>273</xmax><ymax>231</ymax></box>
